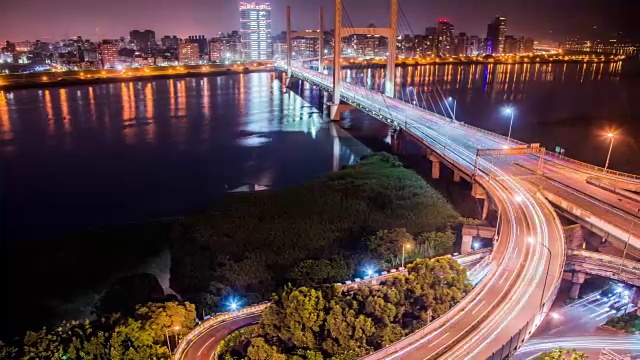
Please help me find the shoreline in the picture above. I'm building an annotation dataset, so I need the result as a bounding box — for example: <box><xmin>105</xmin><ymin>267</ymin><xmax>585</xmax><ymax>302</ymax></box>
<box><xmin>0</xmin><ymin>58</ymin><xmax>628</xmax><ymax>92</ymax></box>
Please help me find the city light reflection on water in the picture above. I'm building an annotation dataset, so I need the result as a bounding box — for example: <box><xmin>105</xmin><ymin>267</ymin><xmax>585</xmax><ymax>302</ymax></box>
<box><xmin>1</xmin><ymin>72</ymin><xmax>367</xmax><ymax>240</ymax></box>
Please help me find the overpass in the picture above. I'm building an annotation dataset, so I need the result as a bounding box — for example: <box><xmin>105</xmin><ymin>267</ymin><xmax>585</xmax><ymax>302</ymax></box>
<box><xmin>176</xmin><ymin>0</ymin><xmax>640</xmax><ymax>358</ymax></box>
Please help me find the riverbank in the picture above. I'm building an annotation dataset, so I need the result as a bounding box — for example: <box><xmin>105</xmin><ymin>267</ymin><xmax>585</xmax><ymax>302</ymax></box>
<box><xmin>0</xmin><ymin>67</ymin><xmax>273</xmax><ymax>91</ymax></box>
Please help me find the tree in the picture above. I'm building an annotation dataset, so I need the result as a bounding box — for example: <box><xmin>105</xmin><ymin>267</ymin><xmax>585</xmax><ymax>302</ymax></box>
<box><xmin>322</xmin><ymin>303</ymin><xmax>375</xmax><ymax>357</ymax></box>
<box><xmin>287</xmin><ymin>258</ymin><xmax>351</xmax><ymax>287</ymax></box>
<box><xmin>416</xmin><ymin>230</ymin><xmax>455</xmax><ymax>258</ymax></box>
<box><xmin>534</xmin><ymin>348</ymin><xmax>588</xmax><ymax>360</ymax></box>
<box><xmin>133</xmin><ymin>301</ymin><xmax>197</xmax><ymax>343</ymax></box>
<box><xmin>261</xmin><ymin>287</ymin><xmax>327</xmax><ymax>349</ymax></box>
<box><xmin>247</xmin><ymin>337</ymin><xmax>286</xmax><ymax>360</ymax></box>
<box><xmin>96</xmin><ymin>273</ymin><xmax>165</xmax><ymax>316</ymax></box>
<box><xmin>366</xmin><ymin>228</ymin><xmax>415</xmax><ymax>264</ymax></box>
<box><xmin>109</xmin><ymin>319</ymin><xmax>168</xmax><ymax>360</ymax></box>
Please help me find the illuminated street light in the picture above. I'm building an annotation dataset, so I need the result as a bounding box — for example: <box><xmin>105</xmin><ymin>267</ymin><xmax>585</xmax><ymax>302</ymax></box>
<box><xmin>528</xmin><ymin>236</ymin><xmax>552</xmax><ymax>314</ymax></box>
<box><xmin>503</xmin><ymin>106</ymin><xmax>515</xmax><ymax>143</ymax></box>
<box><xmin>165</xmin><ymin>325</ymin><xmax>181</xmax><ymax>354</ymax></box>
<box><xmin>448</xmin><ymin>97</ymin><xmax>457</xmax><ymax>121</ymax></box>
<box><xmin>401</xmin><ymin>243</ymin><xmax>412</xmax><ymax>269</ymax></box>
<box><xmin>550</xmin><ymin>312</ymin><xmax>560</xmax><ymax>320</ymax></box>
<box><xmin>515</xmin><ymin>194</ymin><xmax>524</xmax><ymax>202</ymax></box>
<box><xmin>364</xmin><ymin>266</ymin><xmax>376</xmax><ymax>278</ymax></box>
<box><xmin>604</xmin><ymin>132</ymin><xmax>615</xmax><ymax>171</ymax></box>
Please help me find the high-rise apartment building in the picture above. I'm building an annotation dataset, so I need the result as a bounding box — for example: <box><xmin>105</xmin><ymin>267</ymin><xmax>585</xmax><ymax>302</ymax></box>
<box><xmin>504</xmin><ymin>35</ymin><xmax>520</xmax><ymax>54</ymax></box>
<box><xmin>187</xmin><ymin>35</ymin><xmax>208</xmax><ymax>55</ymax></box>
<box><xmin>455</xmin><ymin>32</ymin><xmax>469</xmax><ymax>56</ymax></box>
<box><xmin>161</xmin><ymin>35</ymin><xmax>180</xmax><ymax>50</ymax></box>
<box><xmin>436</xmin><ymin>19</ymin><xmax>455</xmax><ymax>56</ymax></box>
<box><xmin>239</xmin><ymin>2</ymin><xmax>272</xmax><ymax>60</ymax></box>
<box><xmin>424</xmin><ymin>27</ymin><xmax>437</xmax><ymax>56</ymax></box>
<box><xmin>129</xmin><ymin>30</ymin><xmax>155</xmax><ymax>53</ymax></box>
<box><xmin>178</xmin><ymin>42</ymin><xmax>200</xmax><ymax>64</ymax></box>
<box><xmin>99</xmin><ymin>41</ymin><xmax>119</xmax><ymax>68</ymax></box>
<box><xmin>486</xmin><ymin>16</ymin><xmax>506</xmax><ymax>54</ymax></box>
<box><xmin>523</xmin><ymin>37</ymin><xmax>535</xmax><ymax>53</ymax></box>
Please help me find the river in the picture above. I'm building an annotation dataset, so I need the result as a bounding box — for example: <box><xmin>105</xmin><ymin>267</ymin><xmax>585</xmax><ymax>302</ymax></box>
<box><xmin>2</xmin><ymin>60</ymin><xmax>640</xmax><ymax>241</ymax></box>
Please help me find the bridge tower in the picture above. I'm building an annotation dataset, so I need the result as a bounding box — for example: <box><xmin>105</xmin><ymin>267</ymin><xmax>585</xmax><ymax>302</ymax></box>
<box><xmin>329</xmin><ymin>0</ymin><xmax>399</xmax><ymax>121</ymax></box>
<box><xmin>286</xmin><ymin>7</ymin><xmax>325</xmax><ymax>84</ymax></box>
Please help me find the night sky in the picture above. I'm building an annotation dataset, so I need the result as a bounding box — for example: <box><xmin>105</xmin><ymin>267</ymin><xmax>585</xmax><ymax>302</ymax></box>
<box><xmin>1</xmin><ymin>0</ymin><xmax>639</xmax><ymax>42</ymax></box>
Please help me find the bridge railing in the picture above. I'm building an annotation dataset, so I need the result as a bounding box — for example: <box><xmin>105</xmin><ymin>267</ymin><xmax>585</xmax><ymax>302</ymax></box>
<box><xmin>544</xmin><ymin>151</ymin><xmax>640</xmax><ymax>181</ymax></box>
<box><xmin>173</xmin><ymin>303</ymin><xmax>270</xmax><ymax>360</ymax></box>
<box><xmin>284</xmin><ymin>64</ymin><xmax>640</xmax><ymax>184</ymax></box>
<box><xmin>567</xmin><ymin>249</ymin><xmax>640</xmax><ymax>271</ymax></box>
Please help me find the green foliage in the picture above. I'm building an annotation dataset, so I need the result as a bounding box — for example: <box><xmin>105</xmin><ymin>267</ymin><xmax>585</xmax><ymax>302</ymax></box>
<box><xmin>534</xmin><ymin>348</ymin><xmax>588</xmax><ymax>360</ymax></box>
<box><xmin>171</xmin><ymin>153</ymin><xmax>461</xmax><ymax>311</ymax></box>
<box><xmin>367</xmin><ymin>228</ymin><xmax>415</xmax><ymax>265</ymax></box>
<box><xmin>3</xmin><ymin>302</ymin><xmax>195</xmax><ymax>360</ymax></box>
<box><xmin>217</xmin><ymin>325</ymin><xmax>258</xmax><ymax>359</ymax></box>
<box><xmin>416</xmin><ymin>230</ymin><xmax>456</xmax><ymax>258</ymax></box>
<box><xmin>247</xmin><ymin>256</ymin><xmax>472</xmax><ymax>359</ymax></box>
<box><xmin>605</xmin><ymin>311</ymin><xmax>640</xmax><ymax>333</ymax></box>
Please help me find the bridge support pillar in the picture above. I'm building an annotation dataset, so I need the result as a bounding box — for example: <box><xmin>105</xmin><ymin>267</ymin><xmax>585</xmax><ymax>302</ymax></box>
<box><xmin>569</xmin><ymin>271</ymin><xmax>586</xmax><ymax>300</ymax></box>
<box><xmin>328</xmin><ymin>103</ymin><xmax>354</xmax><ymax>121</ymax></box>
<box><xmin>427</xmin><ymin>154</ymin><xmax>440</xmax><ymax>179</ymax></box>
<box><xmin>453</xmin><ymin>170</ymin><xmax>462</xmax><ymax>183</ymax></box>
<box><xmin>481</xmin><ymin>198</ymin><xmax>490</xmax><ymax>220</ymax></box>
<box><xmin>471</xmin><ymin>183</ymin><xmax>489</xmax><ymax>220</ymax></box>
<box><xmin>461</xmin><ymin>235</ymin><xmax>473</xmax><ymax>255</ymax></box>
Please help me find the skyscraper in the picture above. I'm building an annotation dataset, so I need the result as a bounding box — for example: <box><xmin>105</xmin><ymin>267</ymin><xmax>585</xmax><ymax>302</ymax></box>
<box><xmin>187</xmin><ymin>35</ymin><xmax>208</xmax><ymax>56</ymax></box>
<box><xmin>486</xmin><ymin>16</ymin><xmax>506</xmax><ymax>55</ymax></box>
<box><xmin>129</xmin><ymin>30</ymin><xmax>155</xmax><ymax>54</ymax></box>
<box><xmin>436</xmin><ymin>19</ymin><xmax>454</xmax><ymax>56</ymax></box>
<box><xmin>239</xmin><ymin>2</ymin><xmax>272</xmax><ymax>60</ymax></box>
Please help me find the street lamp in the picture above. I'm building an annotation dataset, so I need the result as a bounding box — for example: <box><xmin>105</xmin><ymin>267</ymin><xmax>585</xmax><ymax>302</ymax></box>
<box><xmin>448</xmin><ymin>97</ymin><xmax>457</xmax><ymax>121</ymax></box>
<box><xmin>503</xmin><ymin>106</ymin><xmax>515</xmax><ymax>143</ymax></box>
<box><xmin>528</xmin><ymin>237</ymin><xmax>552</xmax><ymax>314</ymax></box>
<box><xmin>401</xmin><ymin>243</ymin><xmax>412</xmax><ymax>269</ymax></box>
<box><xmin>604</xmin><ymin>132</ymin><xmax>615</xmax><ymax>171</ymax></box>
<box><xmin>165</xmin><ymin>325</ymin><xmax>181</xmax><ymax>354</ymax></box>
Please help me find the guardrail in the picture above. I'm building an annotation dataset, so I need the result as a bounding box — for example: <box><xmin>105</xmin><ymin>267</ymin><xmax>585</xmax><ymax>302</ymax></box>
<box><xmin>282</xmin><ymin>63</ymin><xmax>640</xmax><ymax>183</ymax></box>
<box><xmin>567</xmin><ymin>249</ymin><xmax>640</xmax><ymax>271</ymax></box>
<box><xmin>173</xmin><ymin>302</ymin><xmax>270</xmax><ymax>360</ymax></box>
<box><xmin>545</xmin><ymin>151</ymin><xmax>640</xmax><ymax>181</ymax></box>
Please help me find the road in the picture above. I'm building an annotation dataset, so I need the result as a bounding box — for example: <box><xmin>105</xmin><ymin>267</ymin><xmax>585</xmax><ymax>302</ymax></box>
<box><xmin>180</xmin><ymin>313</ymin><xmax>261</xmax><ymax>360</ymax></box>
<box><xmin>285</xmin><ymin>66</ymin><xmax>567</xmax><ymax>359</ymax></box>
<box><xmin>512</xmin><ymin>281</ymin><xmax>640</xmax><ymax>359</ymax></box>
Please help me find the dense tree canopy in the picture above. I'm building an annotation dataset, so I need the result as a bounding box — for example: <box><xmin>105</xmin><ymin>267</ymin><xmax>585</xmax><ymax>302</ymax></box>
<box><xmin>0</xmin><ymin>302</ymin><xmax>196</xmax><ymax>360</ymax></box>
<box><xmin>228</xmin><ymin>256</ymin><xmax>472</xmax><ymax>359</ymax></box>
<box><xmin>535</xmin><ymin>348</ymin><xmax>588</xmax><ymax>360</ymax></box>
<box><xmin>171</xmin><ymin>153</ymin><xmax>462</xmax><ymax>313</ymax></box>
<box><xmin>96</xmin><ymin>273</ymin><xmax>166</xmax><ymax>317</ymax></box>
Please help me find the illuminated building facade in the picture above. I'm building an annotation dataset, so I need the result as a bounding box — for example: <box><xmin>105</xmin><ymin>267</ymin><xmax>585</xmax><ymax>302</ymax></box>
<box><xmin>436</xmin><ymin>19</ymin><xmax>455</xmax><ymax>56</ymax></box>
<box><xmin>486</xmin><ymin>16</ymin><xmax>506</xmax><ymax>54</ymax></box>
<box><xmin>178</xmin><ymin>42</ymin><xmax>200</xmax><ymax>64</ymax></box>
<box><xmin>99</xmin><ymin>42</ymin><xmax>119</xmax><ymax>68</ymax></box>
<box><xmin>239</xmin><ymin>2</ymin><xmax>272</xmax><ymax>60</ymax></box>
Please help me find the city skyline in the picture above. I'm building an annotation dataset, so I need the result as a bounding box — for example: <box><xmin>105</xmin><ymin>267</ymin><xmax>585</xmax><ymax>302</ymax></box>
<box><xmin>2</xmin><ymin>0</ymin><xmax>639</xmax><ymax>43</ymax></box>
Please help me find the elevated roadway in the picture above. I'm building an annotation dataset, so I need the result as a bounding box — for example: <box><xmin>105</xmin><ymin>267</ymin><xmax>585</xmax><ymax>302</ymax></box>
<box><xmin>283</xmin><ymin>64</ymin><xmax>568</xmax><ymax>359</ymax></box>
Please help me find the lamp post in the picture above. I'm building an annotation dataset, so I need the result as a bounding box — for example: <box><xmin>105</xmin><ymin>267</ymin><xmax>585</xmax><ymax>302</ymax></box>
<box><xmin>618</xmin><ymin>209</ymin><xmax>640</xmax><ymax>276</ymax></box>
<box><xmin>401</xmin><ymin>243</ymin><xmax>411</xmax><ymax>269</ymax></box>
<box><xmin>528</xmin><ymin>237</ymin><xmax>552</xmax><ymax>313</ymax></box>
<box><xmin>604</xmin><ymin>132</ymin><xmax>615</xmax><ymax>171</ymax></box>
<box><xmin>448</xmin><ymin>96</ymin><xmax>457</xmax><ymax>121</ymax></box>
<box><xmin>165</xmin><ymin>326</ymin><xmax>180</xmax><ymax>353</ymax></box>
<box><xmin>504</xmin><ymin>106</ymin><xmax>515</xmax><ymax>143</ymax></box>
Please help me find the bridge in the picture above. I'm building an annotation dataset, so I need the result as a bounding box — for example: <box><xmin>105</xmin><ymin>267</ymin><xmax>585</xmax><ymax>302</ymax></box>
<box><xmin>176</xmin><ymin>0</ymin><xmax>640</xmax><ymax>359</ymax></box>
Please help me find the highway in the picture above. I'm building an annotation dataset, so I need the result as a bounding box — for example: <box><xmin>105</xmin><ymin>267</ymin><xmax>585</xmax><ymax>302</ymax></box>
<box><xmin>279</xmin><ymin>65</ymin><xmax>567</xmax><ymax>359</ymax></box>
<box><xmin>181</xmin><ymin>313</ymin><xmax>261</xmax><ymax>360</ymax></box>
<box><xmin>178</xmin><ymin>63</ymin><xmax>640</xmax><ymax>359</ymax></box>
<box><xmin>177</xmin><ymin>252</ymin><xmax>491</xmax><ymax>360</ymax></box>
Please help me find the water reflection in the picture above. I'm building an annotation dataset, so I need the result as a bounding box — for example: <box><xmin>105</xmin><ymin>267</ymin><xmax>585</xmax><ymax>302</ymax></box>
<box><xmin>0</xmin><ymin>91</ymin><xmax>11</xmax><ymax>143</ymax></box>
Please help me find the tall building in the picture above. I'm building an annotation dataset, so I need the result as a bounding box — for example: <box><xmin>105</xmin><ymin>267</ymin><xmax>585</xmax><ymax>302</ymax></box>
<box><xmin>187</xmin><ymin>35</ymin><xmax>208</xmax><ymax>56</ymax></box>
<box><xmin>291</xmin><ymin>36</ymin><xmax>320</xmax><ymax>60</ymax></box>
<box><xmin>523</xmin><ymin>37</ymin><xmax>535</xmax><ymax>53</ymax></box>
<box><xmin>239</xmin><ymin>2</ymin><xmax>272</xmax><ymax>60</ymax></box>
<box><xmin>468</xmin><ymin>36</ymin><xmax>481</xmax><ymax>55</ymax></box>
<box><xmin>455</xmin><ymin>32</ymin><xmax>469</xmax><ymax>56</ymax></box>
<box><xmin>424</xmin><ymin>27</ymin><xmax>437</xmax><ymax>55</ymax></box>
<box><xmin>99</xmin><ymin>41</ymin><xmax>119</xmax><ymax>68</ymax></box>
<box><xmin>178</xmin><ymin>42</ymin><xmax>200</xmax><ymax>64</ymax></box>
<box><xmin>504</xmin><ymin>35</ymin><xmax>520</xmax><ymax>54</ymax></box>
<box><xmin>486</xmin><ymin>16</ymin><xmax>506</xmax><ymax>55</ymax></box>
<box><xmin>436</xmin><ymin>19</ymin><xmax>455</xmax><ymax>56</ymax></box>
<box><xmin>129</xmin><ymin>30</ymin><xmax>155</xmax><ymax>53</ymax></box>
<box><xmin>161</xmin><ymin>35</ymin><xmax>180</xmax><ymax>50</ymax></box>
